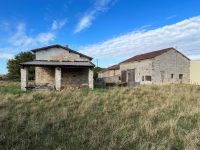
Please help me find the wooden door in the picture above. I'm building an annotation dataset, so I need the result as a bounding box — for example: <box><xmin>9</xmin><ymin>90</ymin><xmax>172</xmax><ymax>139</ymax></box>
<box><xmin>127</xmin><ymin>69</ymin><xmax>135</xmax><ymax>86</ymax></box>
<box><xmin>121</xmin><ymin>71</ymin><xmax>127</xmax><ymax>83</ymax></box>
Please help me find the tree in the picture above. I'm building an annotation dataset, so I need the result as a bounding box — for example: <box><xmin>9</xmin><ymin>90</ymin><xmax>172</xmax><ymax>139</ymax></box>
<box><xmin>7</xmin><ymin>52</ymin><xmax>35</xmax><ymax>81</ymax></box>
<box><xmin>93</xmin><ymin>67</ymin><xmax>104</xmax><ymax>80</ymax></box>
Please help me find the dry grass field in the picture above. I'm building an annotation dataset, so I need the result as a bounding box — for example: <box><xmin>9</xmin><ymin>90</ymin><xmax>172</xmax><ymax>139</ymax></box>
<box><xmin>1</xmin><ymin>81</ymin><xmax>200</xmax><ymax>150</ymax></box>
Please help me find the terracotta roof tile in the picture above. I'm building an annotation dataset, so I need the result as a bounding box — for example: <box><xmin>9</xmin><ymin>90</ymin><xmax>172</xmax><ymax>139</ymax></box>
<box><xmin>121</xmin><ymin>48</ymin><xmax>174</xmax><ymax>63</ymax></box>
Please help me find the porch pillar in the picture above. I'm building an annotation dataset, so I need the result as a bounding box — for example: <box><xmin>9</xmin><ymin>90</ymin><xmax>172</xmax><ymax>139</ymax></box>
<box><xmin>88</xmin><ymin>68</ymin><xmax>94</xmax><ymax>89</ymax></box>
<box><xmin>21</xmin><ymin>67</ymin><xmax>28</xmax><ymax>91</ymax></box>
<box><xmin>55</xmin><ymin>67</ymin><xmax>62</xmax><ymax>91</ymax></box>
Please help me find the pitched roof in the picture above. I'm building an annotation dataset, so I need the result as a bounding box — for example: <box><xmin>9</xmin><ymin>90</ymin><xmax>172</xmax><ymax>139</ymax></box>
<box><xmin>31</xmin><ymin>44</ymin><xmax>93</xmax><ymax>60</ymax></box>
<box><xmin>20</xmin><ymin>60</ymin><xmax>94</xmax><ymax>67</ymax></box>
<box><xmin>100</xmin><ymin>64</ymin><xmax>120</xmax><ymax>73</ymax></box>
<box><xmin>121</xmin><ymin>47</ymin><xmax>190</xmax><ymax>63</ymax></box>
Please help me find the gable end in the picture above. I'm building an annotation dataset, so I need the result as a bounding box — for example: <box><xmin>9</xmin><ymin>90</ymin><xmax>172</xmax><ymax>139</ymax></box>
<box><xmin>31</xmin><ymin>44</ymin><xmax>93</xmax><ymax>60</ymax></box>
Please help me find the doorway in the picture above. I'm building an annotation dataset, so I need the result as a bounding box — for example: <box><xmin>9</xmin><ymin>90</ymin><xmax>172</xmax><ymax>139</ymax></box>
<box><xmin>127</xmin><ymin>69</ymin><xmax>135</xmax><ymax>86</ymax></box>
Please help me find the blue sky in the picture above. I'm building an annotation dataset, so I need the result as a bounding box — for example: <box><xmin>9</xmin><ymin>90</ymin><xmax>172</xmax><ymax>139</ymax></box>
<box><xmin>1</xmin><ymin>0</ymin><xmax>200</xmax><ymax>74</ymax></box>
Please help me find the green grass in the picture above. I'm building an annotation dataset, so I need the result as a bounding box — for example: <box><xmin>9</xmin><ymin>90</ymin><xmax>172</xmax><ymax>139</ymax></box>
<box><xmin>1</xmin><ymin>81</ymin><xmax>200</xmax><ymax>150</ymax></box>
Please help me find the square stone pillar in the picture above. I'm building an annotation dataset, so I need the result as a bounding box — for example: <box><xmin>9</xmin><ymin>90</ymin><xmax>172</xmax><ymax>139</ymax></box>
<box><xmin>55</xmin><ymin>67</ymin><xmax>62</xmax><ymax>91</ymax></box>
<box><xmin>21</xmin><ymin>67</ymin><xmax>28</xmax><ymax>91</ymax></box>
<box><xmin>88</xmin><ymin>68</ymin><xmax>94</xmax><ymax>89</ymax></box>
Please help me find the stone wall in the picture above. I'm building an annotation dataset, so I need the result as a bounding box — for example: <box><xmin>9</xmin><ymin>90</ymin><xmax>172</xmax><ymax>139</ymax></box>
<box><xmin>62</xmin><ymin>68</ymin><xmax>89</xmax><ymax>88</ymax></box>
<box><xmin>120</xmin><ymin>59</ymin><xmax>153</xmax><ymax>85</ymax></box>
<box><xmin>35</xmin><ymin>67</ymin><xmax>55</xmax><ymax>86</ymax></box>
<box><xmin>35</xmin><ymin>67</ymin><xmax>90</xmax><ymax>88</ymax></box>
<box><xmin>36</xmin><ymin>47</ymin><xmax>90</xmax><ymax>61</ymax></box>
<box><xmin>98</xmin><ymin>69</ymin><xmax>120</xmax><ymax>78</ymax></box>
<box><xmin>102</xmin><ymin>75</ymin><xmax>121</xmax><ymax>83</ymax></box>
<box><xmin>152</xmin><ymin>49</ymin><xmax>190</xmax><ymax>84</ymax></box>
<box><xmin>119</xmin><ymin>49</ymin><xmax>190</xmax><ymax>85</ymax></box>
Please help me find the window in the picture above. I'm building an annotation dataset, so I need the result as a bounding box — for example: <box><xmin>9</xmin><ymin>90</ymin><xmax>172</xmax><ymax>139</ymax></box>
<box><xmin>142</xmin><ymin>76</ymin><xmax>144</xmax><ymax>81</ymax></box>
<box><xmin>171</xmin><ymin>74</ymin><xmax>174</xmax><ymax>79</ymax></box>
<box><xmin>145</xmin><ymin>76</ymin><xmax>152</xmax><ymax>81</ymax></box>
<box><xmin>179</xmin><ymin>74</ymin><xmax>183</xmax><ymax>80</ymax></box>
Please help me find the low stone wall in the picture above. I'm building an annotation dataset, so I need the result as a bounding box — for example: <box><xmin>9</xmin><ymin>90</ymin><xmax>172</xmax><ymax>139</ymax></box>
<box><xmin>101</xmin><ymin>75</ymin><xmax>120</xmax><ymax>84</ymax></box>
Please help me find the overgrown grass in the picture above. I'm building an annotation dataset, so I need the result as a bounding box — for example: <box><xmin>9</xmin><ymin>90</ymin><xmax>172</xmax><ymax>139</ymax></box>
<box><xmin>1</xmin><ymin>81</ymin><xmax>200</xmax><ymax>150</ymax></box>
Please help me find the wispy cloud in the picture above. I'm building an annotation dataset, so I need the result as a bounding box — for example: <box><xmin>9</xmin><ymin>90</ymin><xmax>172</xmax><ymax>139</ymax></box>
<box><xmin>9</xmin><ymin>19</ymin><xmax>67</xmax><ymax>48</ymax></box>
<box><xmin>81</xmin><ymin>16</ymin><xmax>200</xmax><ymax>63</ymax></box>
<box><xmin>167</xmin><ymin>15</ymin><xmax>177</xmax><ymax>20</ymax></box>
<box><xmin>0</xmin><ymin>21</ymin><xmax>11</xmax><ymax>31</ymax></box>
<box><xmin>74</xmin><ymin>0</ymin><xmax>116</xmax><ymax>33</ymax></box>
<box><xmin>0</xmin><ymin>19</ymin><xmax>67</xmax><ymax>61</ymax></box>
<box><xmin>9</xmin><ymin>23</ymin><xmax>55</xmax><ymax>47</ymax></box>
<box><xmin>51</xmin><ymin>19</ymin><xmax>67</xmax><ymax>30</ymax></box>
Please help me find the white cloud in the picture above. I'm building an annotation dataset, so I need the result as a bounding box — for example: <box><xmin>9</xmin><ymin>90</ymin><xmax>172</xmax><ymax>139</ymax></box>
<box><xmin>0</xmin><ymin>21</ymin><xmax>11</xmax><ymax>31</ymax></box>
<box><xmin>0</xmin><ymin>53</ymin><xmax>14</xmax><ymax>60</ymax></box>
<box><xmin>74</xmin><ymin>0</ymin><xmax>115</xmax><ymax>33</ymax></box>
<box><xmin>51</xmin><ymin>19</ymin><xmax>67</xmax><ymax>30</ymax></box>
<box><xmin>166</xmin><ymin>15</ymin><xmax>177</xmax><ymax>20</ymax></box>
<box><xmin>8</xmin><ymin>19</ymin><xmax>67</xmax><ymax>48</ymax></box>
<box><xmin>9</xmin><ymin>23</ymin><xmax>56</xmax><ymax>47</ymax></box>
<box><xmin>0</xmin><ymin>19</ymin><xmax>66</xmax><ymax>61</ymax></box>
<box><xmin>81</xmin><ymin>16</ymin><xmax>200</xmax><ymax>62</ymax></box>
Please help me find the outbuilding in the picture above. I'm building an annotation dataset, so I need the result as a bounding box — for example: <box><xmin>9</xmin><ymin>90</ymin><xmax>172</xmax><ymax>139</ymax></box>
<box><xmin>20</xmin><ymin>45</ymin><xmax>94</xmax><ymax>91</ymax></box>
<box><xmin>98</xmin><ymin>47</ymin><xmax>190</xmax><ymax>86</ymax></box>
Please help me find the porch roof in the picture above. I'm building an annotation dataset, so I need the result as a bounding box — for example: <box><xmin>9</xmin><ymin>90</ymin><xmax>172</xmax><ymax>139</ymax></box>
<box><xmin>20</xmin><ymin>60</ymin><xmax>95</xmax><ymax>67</ymax></box>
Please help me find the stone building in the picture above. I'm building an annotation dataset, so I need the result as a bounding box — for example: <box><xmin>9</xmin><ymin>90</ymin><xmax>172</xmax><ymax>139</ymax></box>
<box><xmin>98</xmin><ymin>65</ymin><xmax>120</xmax><ymax>83</ymax></box>
<box><xmin>190</xmin><ymin>60</ymin><xmax>200</xmax><ymax>85</ymax></box>
<box><xmin>99</xmin><ymin>48</ymin><xmax>190</xmax><ymax>86</ymax></box>
<box><xmin>20</xmin><ymin>45</ymin><xmax>94</xmax><ymax>91</ymax></box>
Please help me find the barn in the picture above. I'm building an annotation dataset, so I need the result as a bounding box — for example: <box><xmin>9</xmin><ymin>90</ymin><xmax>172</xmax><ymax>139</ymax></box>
<box><xmin>99</xmin><ymin>48</ymin><xmax>190</xmax><ymax>86</ymax></box>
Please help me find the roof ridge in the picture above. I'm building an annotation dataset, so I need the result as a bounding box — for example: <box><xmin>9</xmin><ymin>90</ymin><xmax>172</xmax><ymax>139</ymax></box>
<box><xmin>120</xmin><ymin>47</ymin><xmax>175</xmax><ymax>64</ymax></box>
<box><xmin>31</xmin><ymin>44</ymin><xmax>93</xmax><ymax>60</ymax></box>
<box><xmin>100</xmin><ymin>64</ymin><xmax>120</xmax><ymax>73</ymax></box>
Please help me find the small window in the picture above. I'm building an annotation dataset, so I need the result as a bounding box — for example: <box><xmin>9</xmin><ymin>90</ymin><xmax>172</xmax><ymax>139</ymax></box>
<box><xmin>171</xmin><ymin>74</ymin><xmax>174</xmax><ymax>79</ymax></box>
<box><xmin>179</xmin><ymin>74</ymin><xmax>183</xmax><ymax>80</ymax></box>
<box><xmin>145</xmin><ymin>76</ymin><xmax>152</xmax><ymax>81</ymax></box>
<box><xmin>142</xmin><ymin>76</ymin><xmax>144</xmax><ymax>81</ymax></box>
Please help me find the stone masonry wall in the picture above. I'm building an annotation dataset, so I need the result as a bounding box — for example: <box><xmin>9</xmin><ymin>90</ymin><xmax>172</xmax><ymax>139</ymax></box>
<box><xmin>119</xmin><ymin>49</ymin><xmax>190</xmax><ymax>85</ymax></box>
<box><xmin>152</xmin><ymin>49</ymin><xmax>190</xmax><ymax>84</ymax></box>
<box><xmin>35</xmin><ymin>67</ymin><xmax>55</xmax><ymax>86</ymax></box>
<box><xmin>62</xmin><ymin>68</ymin><xmax>89</xmax><ymax>88</ymax></box>
<box><xmin>35</xmin><ymin>67</ymin><xmax>89</xmax><ymax>88</ymax></box>
<box><xmin>36</xmin><ymin>47</ymin><xmax>90</xmax><ymax>61</ymax></box>
<box><xmin>99</xmin><ymin>69</ymin><xmax>120</xmax><ymax>78</ymax></box>
<box><xmin>120</xmin><ymin>59</ymin><xmax>153</xmax><ymax>85</ymax></box>
<box><xmin>98</xmin><ymin>69</ymin><xmax>121</xmax><ymax>83</ymax></box>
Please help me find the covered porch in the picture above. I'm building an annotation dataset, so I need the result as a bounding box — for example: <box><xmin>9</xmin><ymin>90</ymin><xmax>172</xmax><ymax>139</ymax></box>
<box><xmin>20</xmin><ymin>60</ymin><xmax>94</xmax><ymax>91</ymax></box>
